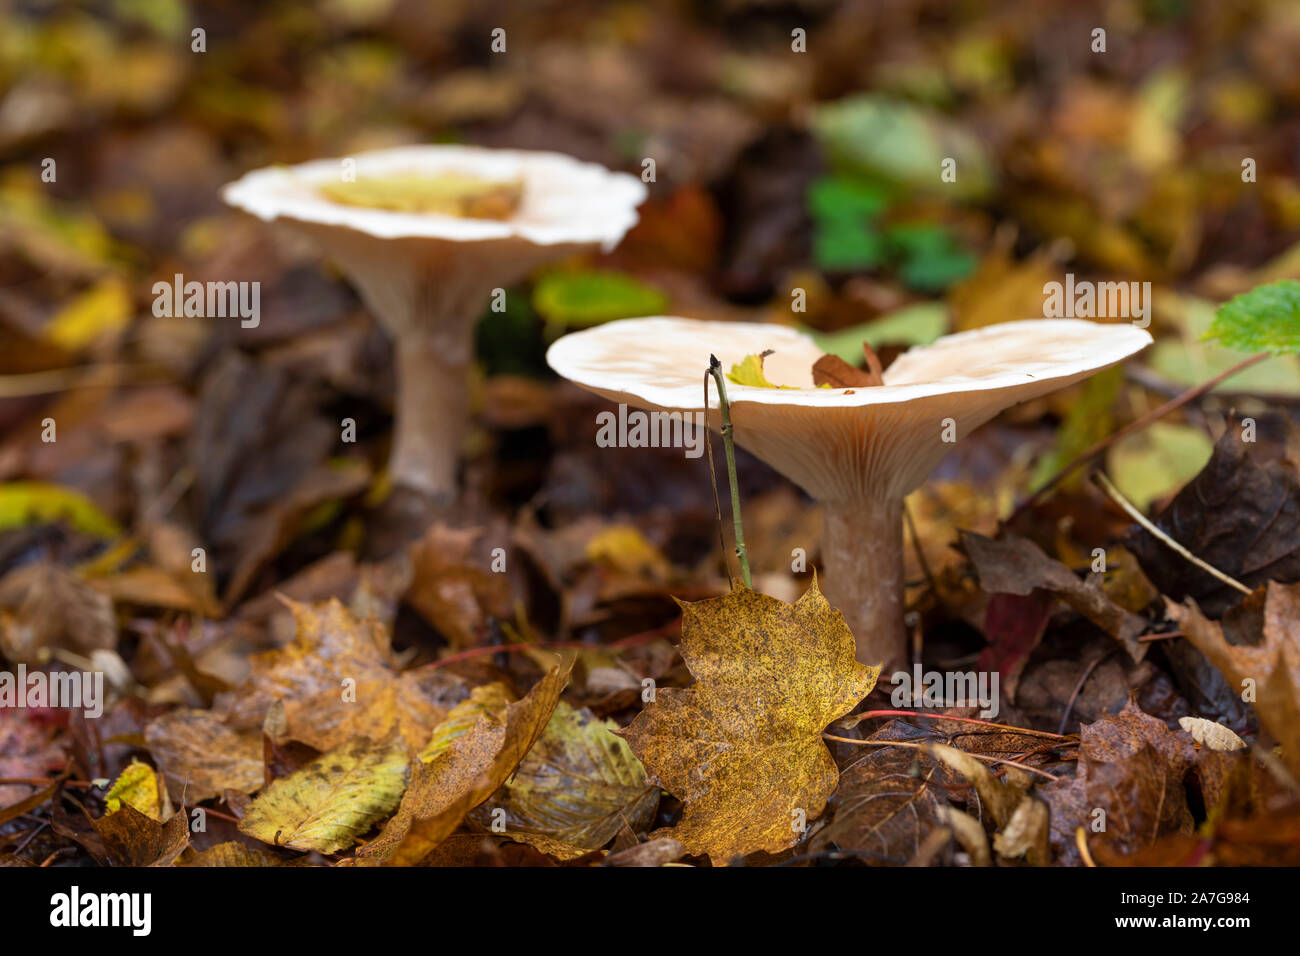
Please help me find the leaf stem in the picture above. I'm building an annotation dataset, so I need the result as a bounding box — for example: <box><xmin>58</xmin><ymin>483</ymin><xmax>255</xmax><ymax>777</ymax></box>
<box><xmin>707</xmin><ymin>356</ymin><xmax>751</xmax><ymax>589</ymax></box>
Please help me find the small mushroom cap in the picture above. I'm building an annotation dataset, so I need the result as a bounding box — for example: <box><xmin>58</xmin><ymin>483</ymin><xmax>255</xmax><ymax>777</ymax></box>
<box><xmin>547</xmin><ymin>317</ymin><xmax>1152</xmax><ymax>502</ymax></box>
<box><xmin>221</xmin><ymin>145</ymin><xmax>646</xmax><ymax>249</ymax></box>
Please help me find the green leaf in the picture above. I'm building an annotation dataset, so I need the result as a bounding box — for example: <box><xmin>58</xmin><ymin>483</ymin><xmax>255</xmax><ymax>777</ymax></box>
<box><xmin>807</xmin><ymin>177</ymin><xmax>888</xmax><ymax>221</ymax></box>
<box><xmin>886</xmin><ymin>222</ymin><xmax>977</xmax><ymax>292</ymax></box>
<box><xmin>813</xmin><ymin>219</ymin><xmax>886</xmax><ymax>271</ymax></box>
<box><xmin>1150</xmin><ymin>293</ymin><xmax>1300</xmax><ymax>396</ymax></box>
<box><xmin>812</xmin><ymin>95</ymin><xmax>994</xmax><ymax>200</ymax></box>
<box><xmin>1107</xmin><ymin>422</ymin><xmax>1214</xmax><ymax>512</ymax></box>
<box><xmin>1205</xmin><ymin>280</ymin><xmax>1300</xmax><ymax>355</ymax></box>
<box><xmin>532</xmin><ymin>270</ymin><xmax>668</xmax><ymax>328</ymax></box>
<box><xmin>808</xmin><ymin>176</ymin><xmax>888</xmax><ymax>271</ymax></box>
<box><xmin>0</xmin><ymin>482</ymin><xmax>121</xmax><ymax>537</ymax></box>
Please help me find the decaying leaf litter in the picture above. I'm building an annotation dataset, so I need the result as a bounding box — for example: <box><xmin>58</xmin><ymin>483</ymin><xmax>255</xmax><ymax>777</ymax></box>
<box><xmin>3</xmin><ymin>1</ymin><xmax>1300</xmax><ymax>868</ymax></box>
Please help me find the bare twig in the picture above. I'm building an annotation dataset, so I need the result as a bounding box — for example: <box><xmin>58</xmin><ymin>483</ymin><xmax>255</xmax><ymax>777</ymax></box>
<box><xmin>822</xmin><ymin>734</ymin><xmax>1060</xmax><ymax>782</ymax></box>
<box><xmin>1093</xmin><ymin>471</ymin><xmax>1251</xmax><ymax>595</ymax></box>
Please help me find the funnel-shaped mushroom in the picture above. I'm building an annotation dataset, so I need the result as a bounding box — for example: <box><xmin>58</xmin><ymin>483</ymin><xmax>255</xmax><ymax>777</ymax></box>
<box><xmin>547</xmin><ymin>317</ymin><xmax>1152</xmax><ymax>672</ymax></box>
<box><xmin>223</xmin><ymin>146</ymin><xmax>646</xmax><ymax>502</ymax></box>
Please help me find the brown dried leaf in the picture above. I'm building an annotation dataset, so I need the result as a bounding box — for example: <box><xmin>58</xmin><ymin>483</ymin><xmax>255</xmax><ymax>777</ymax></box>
<box><xmin>811</xmin><ymin>353</ymin><xmax>880</xmax><ymax>388</ymax></box>
<box><xmin>1041</xmin><ymin>700</ymin><xmax>1196</xmax><ymax>864</ymax></box>
<box><xmin>144</xmin><ymin>709</ymin><xmax>264</xmax><ymax>803</ymax></box>
<box><xmin>215</xmin><ymin>599</ymin><xmax>465</xmax><ymax>752</ymax></box>
<box><xmin>90</xmin><ymin>804</ymin><xmax>189</xmax><ymax>867</ymax></box>
<box><xmin>1127</xmin><ymin>426</ymin><xmax>1300</xmax><ymax>615</ymax></box>
<box><xmin>1168</xmin><ymin>581</ymin><xmax>1300</xmax><ymax>778</ymax></box>
<box><xmin>962</xmin><ymin>531</ymin><xmax>1147</xmax><ymax>661</ymax></box>
<box><xmin>0</xmin><ymin>563</ymin><xmax>115</xmax><ymax>664</ymax></box>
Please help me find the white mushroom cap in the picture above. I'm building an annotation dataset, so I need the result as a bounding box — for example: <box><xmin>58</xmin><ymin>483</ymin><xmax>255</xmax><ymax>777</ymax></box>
<box><xmin>547</xmin><ymin>317</ymin><xmax>1153</xmax><ymax>504</ymax></box>
<box><xmin>221</xmin><ymin>145</ymin><xmax>647</xmax><ymax>249</ymax></box>
<box><xmin>221</xmin><ymin>145</ymin><xmax>647</xmax><ymax>501</ymax></box>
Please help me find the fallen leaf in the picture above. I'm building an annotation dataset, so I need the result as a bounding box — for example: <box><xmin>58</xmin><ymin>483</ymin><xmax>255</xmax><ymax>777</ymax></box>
<box><xmin>144</xmin><ymin>709</ymin><xmax>264</xmax><ymax>803</ymax></box>
<box><xmin>358</xmin><ymin>664</ymin><xmax>571</xmax><ymax>861</ymax></box>
<box><xmin>104</xmin><ymin>759</ymin><xmax>164</xmax><ymax>819</ymax></box>
<box><xmin>407</xmin><ymin>523</ymin><xmax>511</xmax><ymax>651</ymax></box>
<box><xmin>962</xmin><ymin>531</ymin><xmax>1147</xmax><ymax>661</ymax></box>
<box><xmin>215</xmin><ymin>598</ymin><xmax>465</xmax><ymax>752</ymax></box>
<box><xmin>811</xmin><ymin>735</ymin><xmax>942</xmax><ymax>865</ymax></box>
<box><xmin>239</xmin><ymin>733</ymin><xmax>409</xmax><ymax>854</ymax></box>
<box><xmin>179</xmin><ymin>842</ymin><xmax>284</xmax><ymax>867</ymax></box>
<box><xmin>1127</xmin><ymin>426</ymin><xmax>1300</xmax><ymax>615</ymax></box>
<box><xmin>1168</xmin><ymin>581</ymin><xmax>1300</xmax><ymax>777</ymax></box>
<box><xmin>604</xmin><ymin>837</ymin><xmax>687</xmax><ymax>867</ymax></box>
<box><xmin>0</xmin><ymin>562</ymin><xmax>117</xmax><ymax>664</ymax></box>
<box><xmin>90</xmin><ymin>803</ymin><xmax>189</xmax><ymax>867</ymax></box>
<box><xmin>811</xmin><ymin>353</ymin><xmax>880</xmax><ymax>388</ymax></box>
<box><xmin>1178</xmin><ymin>716</ymin><xmax>1247</xmax><ymax>751</ymax></box>
<box><xmin>621</xmin><ymin>579</ymin><xmax>879</xmax><ymax>864</ymax></box>
<box><xmin>418</xmin><ymin>682</ymin><xmax>513</xmax><ymax>763</ymax></box>
<box><xmin>470</xmin><ymin>701</ymin><xmax>659</xmax><ymax>858</ymax></box>
<box><xmin>726</xmin><ymin>351</ymin><xmax>791</xmax><ymax>389</ymax></box>
<box><xmin>1041</xmin><ymin>699</ymin><xmax>1196</xmax><ymax>864</ymax></box>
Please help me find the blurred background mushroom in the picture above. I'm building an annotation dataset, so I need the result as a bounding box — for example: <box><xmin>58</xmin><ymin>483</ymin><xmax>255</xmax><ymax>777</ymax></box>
<box><xmin>547</xmin><ymin>316</ymin><xmax>1152</xmax><ymax>672</ymax></box>
<box><xmin>223</xmin><ymin>145</ymin><xmax>645</xmax><ymax>513</ymax></box>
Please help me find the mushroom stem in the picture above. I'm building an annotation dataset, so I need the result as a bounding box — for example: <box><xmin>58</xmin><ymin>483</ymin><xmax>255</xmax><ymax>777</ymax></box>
<box><xmin>821</xmin><ymin>496</ymin><xmax>907</xmax><ymax>674</ymax></box>
<box><xmin>390</xmin><ymin>322</ymin><xmax>473</xmax><ymax>501</ymax></box>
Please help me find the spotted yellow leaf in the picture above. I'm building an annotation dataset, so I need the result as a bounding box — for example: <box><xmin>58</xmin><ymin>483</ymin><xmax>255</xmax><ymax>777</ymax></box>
<box><xmin>239</xmin><ymin>734</ymin><xmax>409</xmax><ymax>854</ymax></box>
<box><xmin>621</xmin><ymin>578</ymin><xmax>878</xmax><ymax>863</ymax></box>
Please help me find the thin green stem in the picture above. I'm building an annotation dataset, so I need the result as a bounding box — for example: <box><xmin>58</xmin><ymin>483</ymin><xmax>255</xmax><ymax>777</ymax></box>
<box><xmin>707</xmin><ymin>356</ymin><xmax>751</xmax><ymax>589</ymax></box>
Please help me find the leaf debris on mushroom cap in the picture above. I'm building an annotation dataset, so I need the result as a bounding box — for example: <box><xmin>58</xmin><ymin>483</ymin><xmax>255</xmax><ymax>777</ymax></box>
<box><xmin>547</xmin><ymin>317</ymin><xmax>1152</xmax><ymax>501</ymax></box>
<box><xmin>222</xmin><ymin>145</ymin><xmax>647</xmax><ymax>248</ymax></box>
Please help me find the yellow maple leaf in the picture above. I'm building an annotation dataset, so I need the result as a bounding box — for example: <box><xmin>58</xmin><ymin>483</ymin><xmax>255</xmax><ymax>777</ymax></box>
<box><xmin>620</xmin><ymin>578</ymin><xmax>879</xmax><ymax>863</ymax></box>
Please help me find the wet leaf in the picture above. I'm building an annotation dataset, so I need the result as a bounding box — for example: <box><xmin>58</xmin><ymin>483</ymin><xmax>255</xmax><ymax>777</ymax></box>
<box><xmin>1168</xmin><ymin>581</ymin><xmax>1300</xmax><ymax>778</ymax></box>
<box><xmin>962</xmin><ymin>531</ymin><xmax>1147</xmax><ymax>661</ymax></box>
<box><xmin>144</xmin><ymin>709</ymin><xmax>264</xmax><ymax>803</ymax></box>
<box><xmin>1126</xmin><ymin>426</ymin><xmax>1300</xmax><ymax>615</ymax></box>
<box><xmin>239</xmin><ymin>734</ymin><xmax>410</xmax><ymax>854</ymax></box>
<box><xmin>621</xmin><ymin>579</ymin><xmax>879</xmax><ymax>864</ymax></box>
<box><xmin>358</xmin><ymin>664</ymin><xmax>570</xmax><ymax>862</ymax></box>
<box><xmin>470</xmin><ymin>701</ymin><xmax>659</xmax><ymax>858</ymax></box>
<box><xmin>215</xmin><ymin>599</ymin><xmax>465</xmax><ymax>752</ymax></box>
<box><xmin>1041</xmin><ymin>700</ymin><xmax>1196</xmax><ymax>865</ymax></box>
